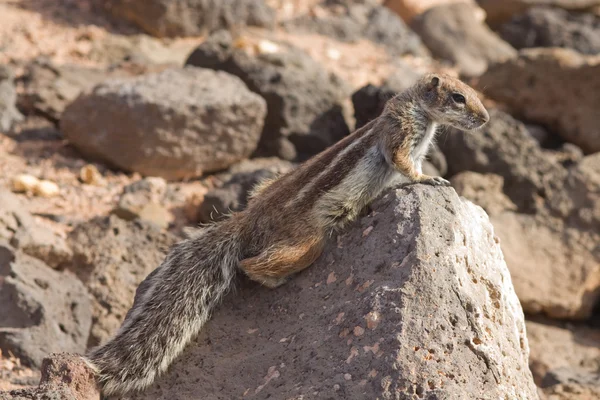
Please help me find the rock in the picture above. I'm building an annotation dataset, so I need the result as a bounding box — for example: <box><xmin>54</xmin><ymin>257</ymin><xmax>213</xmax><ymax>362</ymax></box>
<box><xmin>10</xmin><ymin>175</ymin><xmax>39</xmax><ymax>194</ymax></box>
<box><xmin>0</xmin><ymin>66</ymin><xmax>23</xmax><ymax>132</ymax></box>
<box><xmin>526</xmin><ymin>320</ymin><xmax>600</xmax><ymax>387</ymax></box>
<box><xmin>477</xmin><ymin>0</ymin><xmax>600</xmax><ymax>26</ymax></box>
<box><xmin>479</xmin><ymin>48</ymin><xmax>600</xmax><ymax>154</ymax></box>
<box><xmin>32</xmin><ymin>181</ymin><xmax>59</xmax><ymax>198</ymax></box>
<box><xmin>411</xmin><ymin>2</ymin><xmax>516</xmax><ymax>77</ymax></box>
<box><xmin>16</xmin><ymin>59</ymin><xmax>112</xmax><ymax>123</ymax></box>
<box><xmin>542</xmin><ymin>381</ymin><xmax>600</xmax><ymax>400</ymax></box>
<box><xmin>185</xmin><ymin>31</ymin><xmax>352</xmax><ymax>160</ymax></box>
<box><xmin>0</xmin><ymin>189</ymin><xmax>72</xmax><ymax>269</ymax></box>
<box><xmin>441</xmin><ymin>110</ymin><xmax>600</xmax><ymax>319</ymax></box>
<box><xmin>198</xmin><ymin>158</ymin><xmax>294</xmax><ymax>222</ymax></box>
<box><xmin>284</xmin><ymin>3</ymin><xmax>428</xmax><ymax>56</ymax></box>
<box><xmin>106</xmin><ymin>0</ymin><xmax>275</xmax><ymax>38</ymax></box>
<box><xmin>61</xmin><ymin>67</ymin><xmax>267</xmax><ymax>180</ymax></box>
<box><xmin>1</xmin><ymin>353</ymin><xmax>100</xmax><ymax>400</ymax></box>
<box><xmin>384</xmin><ymin>0</ymin><xmax>484</xmax><ymax>22</ymax></box>
<box><xmin>112</xmin><ymin>177</ymin><xmax>172</xmax><ymax>229</ymax></box>
<box><xmin>131</xmin><ymin>186</ymin><xmax>537</xmax><ymax>399</ymax></box>
<box><xmin>0</xmin><ymin>244</ymin><xmax>91</xmax><ymax>368</ymax></box>
<box><xmin>500</xmin><ymin>7</ymin><xmax>600</xmax><ymax>55</ymax></box>
<box><xmin>67</xmin><ymin>215</ymin><xmax>177</xmax><ymax>347</ymax></box>
<box><xmin>79</xmin><ymin>165</ymin><xmax>104</xmax><ymax>186</ymax></box>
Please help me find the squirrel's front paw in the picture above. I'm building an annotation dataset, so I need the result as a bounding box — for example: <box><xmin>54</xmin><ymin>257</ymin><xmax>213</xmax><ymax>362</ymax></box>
<box><xmin>419</xmin><ymin>176</ymin><xmax>451</xmax><ymax>187</ymax></box>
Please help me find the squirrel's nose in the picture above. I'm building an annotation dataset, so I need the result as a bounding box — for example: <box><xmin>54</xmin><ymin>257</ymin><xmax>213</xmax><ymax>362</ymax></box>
<box><xmin>481</xmin><ymin>109</ymin><xmax>490</xmax><ymax>124</ymax></box>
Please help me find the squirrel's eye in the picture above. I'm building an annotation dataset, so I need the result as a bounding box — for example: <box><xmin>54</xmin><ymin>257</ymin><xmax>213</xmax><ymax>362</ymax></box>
<box><xmin>452</xmin><ymin>93</ymin><xmax>466</xmax><ymax>104</ymax></box>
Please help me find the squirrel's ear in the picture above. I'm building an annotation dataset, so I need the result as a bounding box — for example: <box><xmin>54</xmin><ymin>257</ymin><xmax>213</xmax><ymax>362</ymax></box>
<box><xmin>430</xmin><ymin>76</ymin><xmax>440</xmax><ymax>88</ymax></box>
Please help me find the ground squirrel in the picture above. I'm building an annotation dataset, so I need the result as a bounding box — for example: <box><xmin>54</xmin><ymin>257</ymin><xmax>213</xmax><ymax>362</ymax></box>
<box><xmin>85</xmin><ymin>73</ymin><xmax>489</xmax><ymax>395</ymax></box>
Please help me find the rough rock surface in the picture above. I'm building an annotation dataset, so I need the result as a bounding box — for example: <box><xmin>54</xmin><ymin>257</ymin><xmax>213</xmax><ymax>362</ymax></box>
<box><xmin>479</xmin><ymin>48</ymin><xmax>600</xmax><ymax>154</ymax></box>
<box><xmin>0</xmin><ymin>244</ymin><xmax>91</xmax><ymax>368</ymax></box>
<box><xmin>67</xmin><ymin>215</ymin><xmax>177</xmax><ymax>347</ymax></box>
<box><xmin>501</xmin><ymin>7</ymin><xmax>600</xmax><ymax>54</ymax></box>
<box><xmin>127</xmin><ymin>186</ymin><xmax>537</xmax><ymax>399</ymax></box>
<box><xmin>186</xmin><ymin>31</ymin><xmax>352</xmax><ymax>160</ymax></box>
<box><xmin>0</xmin><ymin>66</ymin><xmax>23</xmax><ymax>132</ymax></box>
<box><xmin>411</xmin><ymin>2</ymin><xmax>516</xmax><ymax>76</ymax></box>
<box><xmin>198</xmin><ymin>158</ymin><xmax>293</xmax><ymax>223</ymax></box>
<box><xmin>384</xmin><ymin>0</ymin><xmax>482</xmax><ymax>22</ymax></box>
<box><xmin>112</xmin><ymin>177</ymin><xmax>172</xmax><ymax>229</ymax></box>
<box><xmin>16</xmin><ymin>59</ymin><xmax>115</xmax><ymax>123</ymax></box>
<box><xmin>284</xmin><ymin>3</ymin><xmax>428</xmax><ymax>56</ymax></box>
<box><xmin>106</xmin><ymin>0</ymin><xmax>275</xmax><ymax>38</ymax></box>
<box><xmin>0</xmin><ymin>189</ymin><xmax>72</xmax><ymax>269</ymax></box>
<box><xmin>477</xmin><ymin>0</ymin><xmax>600</xmax><ymax>26</ymax></box>
<box><xmin>442</xmin><ymin>110</ymin><xmax>600</xmax><ymax>319</ymax></box>
<box><xmin>0</xmin><ymin>353</ymin><xmax>100</xmax><ymax>400</ymax></box>
<box><xmin>526</xmin><ymin>320</ymin><xmax>600</xmax><ymax>387</ymax></box>
<box><xmin>61</xmin><ymin>67</ymin><xmax>267</xmax><ymax>180</ymax></box>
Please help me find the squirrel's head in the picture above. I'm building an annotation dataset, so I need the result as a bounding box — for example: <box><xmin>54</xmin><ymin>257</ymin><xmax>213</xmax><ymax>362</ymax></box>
<box><xmin>417</xmin><ymin>73</ymin><xmax>489</xmax><ymax>130</ymax></box>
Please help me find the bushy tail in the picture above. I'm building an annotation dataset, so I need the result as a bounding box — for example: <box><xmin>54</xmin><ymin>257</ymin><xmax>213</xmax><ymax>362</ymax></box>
<box><xmin>85</xmin><ymin>223</ymin><xmax>241</xmax><ymax>395</ymax></box>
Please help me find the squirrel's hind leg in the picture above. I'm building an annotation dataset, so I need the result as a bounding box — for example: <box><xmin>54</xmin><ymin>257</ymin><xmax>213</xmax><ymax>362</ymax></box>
<box><xmin>240</xmin><ymin>238</ymin><xmax>324</xmax><ymax>289</ymax></box>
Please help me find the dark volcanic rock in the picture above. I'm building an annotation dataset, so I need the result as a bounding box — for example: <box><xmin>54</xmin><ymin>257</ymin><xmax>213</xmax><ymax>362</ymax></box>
<box><xmin>501</xmin><ymin>7</ymin><xmax>600</xmax><ymax>54</ymax></box>
<box><xmin>186</xmin><ymin>31</ymin><xmax>352</xmax><ymax>161</ymax></box>
<box><xmin>0</xmin><ymin>245</ymin><xmax>91</xmax><ymax>368</ymax></box>
<box><xmin>61</xmin><ymin>67</ymin><xmax>267</xmax><ymax>180</ymax></box>
<box><xmin>106</xmin><ymin>0</ymin><xmax>275</xmax><ymax>38</ymax></box>
<box><xmin>130</xmin><ymin>186</ymin><xmax>537</xmax><ymax>399</ymax></box>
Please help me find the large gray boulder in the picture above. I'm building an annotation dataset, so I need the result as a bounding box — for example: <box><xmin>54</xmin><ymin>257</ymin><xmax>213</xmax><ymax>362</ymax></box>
<box><xmin>61</xmin><ymin>67</ymin><xmax>267</xmax><ymax>180</ymax></box>
<box><xmin>186</xmin><ymin>31</ymin><xmax>352</xmax><ymax>161</ymax></box>
<box><xmin>127</xmin><ymin>186</ymin><xmax>537</xmax><ymax>399</ymax></box>
<box><xmin>0</xmin><ymin>244</ymin><xmax>91</xmax><ymax>368</ymax></box>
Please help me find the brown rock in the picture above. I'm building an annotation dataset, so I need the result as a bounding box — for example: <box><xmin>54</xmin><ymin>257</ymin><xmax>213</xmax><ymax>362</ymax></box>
<box><xmin>0</xmin><ymin>245</ymin><xmax>91</xmax><ymax>368</ymax></box>
<box><xmin>1</xmin><ymin>353</ymin><xmax>100</xmax><ymax>400</ymax></box>
<box><xmin>442</xmin><ymin>110</ymin><xmax>600</xmax><ymax>319</ymax></box>
<box><xmin>411</xmin><ymin>2</ymin><xmax>516</xmax><ymax>77</ymax></box>
<box><xmin>129</xmin><ymin>186</ymin><xmax>537</xmax><ymax>399</ymax></box>
<box><xmin>526</xmin><ymin>320</ymin><xmax>600</xmax><ymax>387</ymax></box>
<box><xmin>61</xmin><ymin>67</ymin><xmax>267</xmax><ymax>180</ymax></box>
<box><xmin>112</xmin><ymin>177</ymin><xmax>172</xmax><ymax>229</ymax></box>
<box><xmin>477</xmin><ymin>0</ymin><xmax>600</xmax><ymax>26</ymax></box>
<box><xmin>0</xmin><ymin>189</ymin><xmax>71</xmax><ymax>269</ymax></box>
<box><xmin>106</xmin><ymin>0</ymin><xmax>275</xmax><ymax>38</ymax></box>
<box><xmin>479</xmin><ymin>48</ymin><xmax>600</xmax><ymax>154</ymax></box>
<box><xmin>384</xmin><ymin>0</ymin><xmax>482</xmax><ymax>22</ymax></box>
<box><xmin>67</xmin><ymin>216</ymin><xmax>178</xmax><ymax>347</ymax></box>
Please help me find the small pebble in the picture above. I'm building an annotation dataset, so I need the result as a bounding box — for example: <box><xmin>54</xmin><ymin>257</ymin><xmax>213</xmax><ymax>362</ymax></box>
<box><xmin>11</xmin><ymin>174</ymin><xmax>39</xmax><ymax>193</ymax></box>
<box><xmin>257</xmin><ymin>39</ymin><xmax>279</xmax><ymax>55</ymax></box>
<box><xmin>34</xmin><ymin>180</ymin><xmax>60</xmax><ymax>198</ymax></box>
<box><xmin>80</xmin><ymin>164</ymin><xmax>103</xmax><ymax>185</ymax></box>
